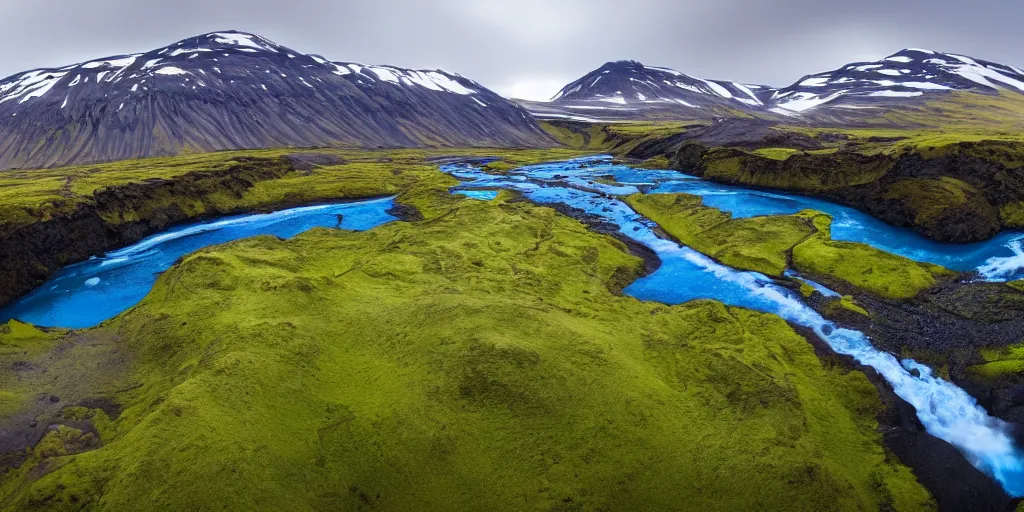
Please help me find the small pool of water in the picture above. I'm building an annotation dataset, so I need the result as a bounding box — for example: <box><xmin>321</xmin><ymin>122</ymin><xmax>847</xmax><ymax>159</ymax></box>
<box><xmin>0</xmin><ymin>197</ymin><xmax>398</xmax><ymax>329</ymax></box>
<box><xmin>455</xmin><ymin>190</ymin><xmax>500</xmax><ymax>201</ymax></box>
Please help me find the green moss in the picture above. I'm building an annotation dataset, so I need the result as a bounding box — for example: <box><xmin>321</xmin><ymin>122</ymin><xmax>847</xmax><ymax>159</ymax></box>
<box><xmin>824</xmin><ymin>296</ymin><xmax>871</xmax><ymax>318</ymax></box>
<box><xmin>702</xmin><ymin>155</ymin><xmax>746</xmax><ymax>180</ymax></box>
<box><xmin>0</xmin><ymin>319</ymin><xmax>49</xmax><ymax>342</ymax></box>
<box><xmin>640</xmin><ymin>155</ymin><xmax>672</xmax><ymax>169</ymax></box>
<box><xmin>753</xmin><ymin>148</ymin><xmax>801</xmax><ymax>160</ymax></box>
<box><xmin>969</xmin><ymin>342</ymin><xmax>1024</xmax><ymax>379</ymax></box>
<box><xmin>0</xmin><ymin>148</ymin><xmax>594</xmax><ymax>237</ymax></box>
<box><xmin>882</xmin><ymin>178</ymin><xmax>998</xmax><ymax>236</ymax></box>
<box><xmin>792</xmin><ymin>215</ymin><xmax>954</xmax><ymax>300</ymax></box>
<box><xmin>799</xmin><ymin>282</ymin><xmax>816</xmax><ymax>298</ymax></box>
<box><xmin>625</xmin><ymin>193</ymin><xmax>816</xmax><ymax>277</ymax></box>
<box><xmin>0</xmin><ymin>182</ymin><xmax>931</xmax><ymax>511</ymax></box>
<box><xmin>482</xmin><ymin>161</ymin><xmax>517</xmax><ymax>173</ymax></box>
<box><xmin>1009</xmin><ymin>281</ymin><xmax>1024</xmax><ymax>292</ymax></box>
<box><xmin>1000</xmin><ymin>202</ymin><xmax>1024</xmax><ymax>229</ymax></box>
<box><xmin>538</xmin><ymin>121</ymin><xmax>697</xmax><ymax>156</ymax></box>
<box><xmin>0</xmin><ymin>390</ymin><xmax>21</xmax><ymax>418</ymax></box>
<box><xmin>624</xmin><ymin>193</ymin><xmax>953</xmax><ymax>299</ymax></box>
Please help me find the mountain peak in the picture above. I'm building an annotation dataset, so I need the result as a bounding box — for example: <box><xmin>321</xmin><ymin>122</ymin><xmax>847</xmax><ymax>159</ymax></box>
<box><xmin>769</xmin><ymin>48</ymin><xmax>1024</xmax><ymax>113</ymax></box>
<box><xmin>548</xmin><ymin>61</ymin><xmax>766</xmax><ymax>109</ymax></box>
<box><xmin>0</xmin><ymin>30</ymin><xmax>551</xmax><ymax>169</ymax></box>
<box><xmin>163</xmin><ymin>31</ymin><xmax>286</xmax><ymax>54</ymax></box>
<box><xmin>598</xmin><ymin>60</ymin><xmax>647</xmax><ymax>71</ymax></box>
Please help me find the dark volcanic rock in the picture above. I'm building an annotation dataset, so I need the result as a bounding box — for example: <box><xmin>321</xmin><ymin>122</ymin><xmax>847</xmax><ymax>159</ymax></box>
<box><xmin>0</xmin><ymin>31</ymin><xmax>553</xmax><ymax>170</ymax></box>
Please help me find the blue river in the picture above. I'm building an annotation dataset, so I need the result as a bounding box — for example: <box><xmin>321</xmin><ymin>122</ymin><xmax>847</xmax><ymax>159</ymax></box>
<box><xmin>3</xmin><ymin>156</ymin><xmax>1023</xmax><ymax>494</ymax></box>
<box><xmin>0</xmin><ymin>197</ymin><xmax>397</xmax><ymax>329</ymax></box>
<box><xmin>443</xmin><ymin>155</ymin><xmax>1024</xmax><ymax>495</ymax></box>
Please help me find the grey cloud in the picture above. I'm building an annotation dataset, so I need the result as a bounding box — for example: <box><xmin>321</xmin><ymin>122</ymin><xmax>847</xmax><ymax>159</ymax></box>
<box><xmin>2</xmin><ymin>0</ymin><xmax>1022</xmax><ymax>100</ymax></box>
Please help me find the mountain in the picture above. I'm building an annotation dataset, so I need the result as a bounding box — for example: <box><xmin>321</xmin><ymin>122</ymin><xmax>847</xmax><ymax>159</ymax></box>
<box><xmin>551</xmin><ymin>60</ymin><xmax>771</xmax><ymax>108</ymax></box>
<box><xmin>521</xmin><ymin>60</ymin><xmax>772</xmax><ymax>121</ymax></box>
<box><xmin>769</xmin><ymin>48</ymin><xmax>1024</xmax><ymax>114</ymax></box>
<box><xmin>526</xmin><ymin>50</ymin><xmax>1024</xmax><ymax>122</ymax></box>
<box><xmin>0</xmin><ymin>31</ymin><xmax>552</xmax><ymax>170</ymax></box>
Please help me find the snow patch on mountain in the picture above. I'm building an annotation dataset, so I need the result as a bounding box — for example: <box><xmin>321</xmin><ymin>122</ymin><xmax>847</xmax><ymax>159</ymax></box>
<box><xmin>0</xmin><ymin>30</ymin><xmax>486</xmax><ymax>110</ymax></box>
<box><xmin>547</xmin><ymin>60</ymin><xmax>768</xmax><ymax>112</ymax></box>
<box><xmin>771</xmin><ymin>48</ymin><xmax>1024</xmax><ymax>112</ymax></box>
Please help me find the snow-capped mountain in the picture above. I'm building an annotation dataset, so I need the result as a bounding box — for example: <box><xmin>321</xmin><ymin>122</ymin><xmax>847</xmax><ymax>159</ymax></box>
<box><xmin>529</xmin><ymin>51</ymin><xmax>1024</xmax><ymax>122</ymax></box>
<box><xmin>769</xmin><ymin>49</ymin><xmax>1024</xmax><ymax>114</ymax></box>
<box><xmin>551</xmin><ymin>60</ymin><xmax>771</xmax><ymax>108</ymax></box>
<box><xmin>0</xmin><ymin>31</ymin><xmax>551</xmax><ymax>170</ymax></box>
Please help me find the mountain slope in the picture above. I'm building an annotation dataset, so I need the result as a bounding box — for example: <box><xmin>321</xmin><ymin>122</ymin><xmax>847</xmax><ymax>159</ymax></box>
<box><xmin>527</xmin><ymin>51</ymin><xmax>1024</xmax><ymax>123</ymax></box>
<box><xmin>770</xmin><ymin>49</ymin><xmax>1024</xmax><ymax>114</ymax></box>
<box><xmin>552</xmin><ymin>60</ymin><xmax>770</xmax><ymax>107</ymax></box>
<box><xmin>0</xmin><ymin>31</ymin><xmax>552</xmax><ymax>170</ymax></box>
<box><xmin>522</xmin><ymin>60</ymin><xmax>772</xmax><ymax>122</ymax></box>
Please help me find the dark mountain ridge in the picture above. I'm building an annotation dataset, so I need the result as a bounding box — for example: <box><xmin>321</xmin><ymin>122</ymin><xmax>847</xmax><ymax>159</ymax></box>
<box><xmin>0</xmin><ymin>31</ymin><xmax>552</xmax><ymax>170</ymax></box>
<box><xmin>527</xmin><ymin>50</ymin><xmax>1024</xmax><ymax>122</ymax></box>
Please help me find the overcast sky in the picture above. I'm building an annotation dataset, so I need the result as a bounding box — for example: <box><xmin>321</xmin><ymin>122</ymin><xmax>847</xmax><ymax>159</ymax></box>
<box><xmin>2</xmin><ymin>0</ymin><xmax>1022</xmax><ymax>100</ymax></box>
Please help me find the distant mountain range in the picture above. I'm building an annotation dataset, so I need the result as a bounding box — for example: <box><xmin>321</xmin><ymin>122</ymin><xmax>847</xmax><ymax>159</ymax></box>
<box><xmin>523</xmin><ymin>50</ymin><xmax>1024</xmax><ymax>122</ymax></box>
<box><xmin>0</xmin><ymin>31</ymin><xmax>552</xmax><ymax>170</ymax></box>
<box><xmin>4</xmin><ymin>34</ymin><xmax>1024</xmax><ymax>170</ymax></box>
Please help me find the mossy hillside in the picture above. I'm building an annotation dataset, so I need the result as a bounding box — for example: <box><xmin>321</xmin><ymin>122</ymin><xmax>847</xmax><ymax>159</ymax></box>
<box><xmin>752</xmin><ymin>147</ymin><xmax>801</xmax><ymax>160</ymax></box>
<box><xmin>0</xmin><ymin>147</ymin><xmax>594</xmax><ymax>236</ymax></box>
<box><xmin>0</xmin><ymin>148</ymin><xmax>595</xmax><ymax>308</ymax></box>
<box><xmin>0</xmin><ymin>188</ymin><xmax>931</xmax><ymax>510</ymax></box>
<box><xmin>539</xmin><ymin>121</ymin><xmax>696</xmax><ymax>156</ymax></box>
<box><xmin>0</xmin><ymin>321</ymin><xmax>64</xmax><ymax>417</ymax></box>
<box><xmin>968</xmin><ymin>342</ymin><xmax>1024</xmax><ymax>380</ymax></box>
<box><xmin>623</xmin><ymin>193</ymin><xmax>951</xmax><ymax>300</ymax></box>
<box><xmin>791</xmin><ymin>214</ymin><xmax>955</xmax><ymax>301</ymax></box>
<box><xmin>881</xmin><ymin>177</ymin><xmax>999</xmax><ymax>235</ymax></box>
<box><xmin>696</xmin><ymin>148</ymin><xmax>894</xmax><ymax>194</ymax></box>
<box><xmin>687</xmin><ymin>139</ymin><xmax>1024</xmax><ymax>242</ymax></box>
<box><xmin>825</xmin><ymin>296</ymin><xmax>872</xmax><ymax>318</ymax></box>
<box><xmin>866</xmin><ymin>90</ymin><xmax>1024</xmax><ymax>134</ymax></box>
<box><xmin>639</xmin><ymin>155</ymin><xmax>672</xmax><ymax>169</ymax></box>
<box><xmin>624</xmin><ymin>193</ymin><xmax>816</xmax><ymax>277</ymax></box>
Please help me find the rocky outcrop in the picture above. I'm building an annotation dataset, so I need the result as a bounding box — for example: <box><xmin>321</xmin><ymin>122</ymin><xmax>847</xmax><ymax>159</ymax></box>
<box><xmin>0</xmin><ymin>157</ymin><xmax>319</xmax><ymax>307</ymax></box>
<box><xmin>673</xmin><ymin>140</ymin><xmax>1024</xmax><ymax>243</ymax></box>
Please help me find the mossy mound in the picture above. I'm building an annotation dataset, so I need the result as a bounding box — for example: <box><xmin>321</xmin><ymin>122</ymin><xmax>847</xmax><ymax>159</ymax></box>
<box><xmin>625</xmin><ymin>193</ymin><xmax>815</xmax><ymax>277</ymax></box>
<box><xmin>969</xmin><ymin>342</ymin><xmax>1024</xmax><ymax>380</ymax></box>
<box><xmin>0</xmin><ymin>183</ymin><xmax>931</xmax><ymax>511</ymax></box>
<box><xmin>792</xmin><ymin>214</ymin><xmax>954</xmax><ymax>300</ymax></box>
<box><xmin>881</xmin><ymin>177</ymin><xmax>1000</xmax><ymax>242</ymax></box>
<box><xmin>624</xmin><ymin>192</ymin><xmax>952</xmax><ymax>300</ymax></box>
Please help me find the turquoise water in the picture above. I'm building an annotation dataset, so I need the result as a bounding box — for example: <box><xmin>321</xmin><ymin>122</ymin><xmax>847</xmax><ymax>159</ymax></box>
<box><xmin>4</xmin><ymin>155</ymin><xmax>1024</xmax><ymax>494</ymax></box>
<box><xmin>455</xmin><ymin>189</ymin><xmax>500</xmax><ymax>201</ymax></box>
<box><xmin>444</xmin><ymin>156</ymin><xmax>1024</xmax><ymax>496</ymax></box>
<box><xmin>0</xmin><ymin>197</ymin><xmax>397</xmax><ymax>329</ymax></box>
<box><xmin>451</xmin><ymin>155</ymin><xmax>1024</xmax><ymax>280</ymax></box>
